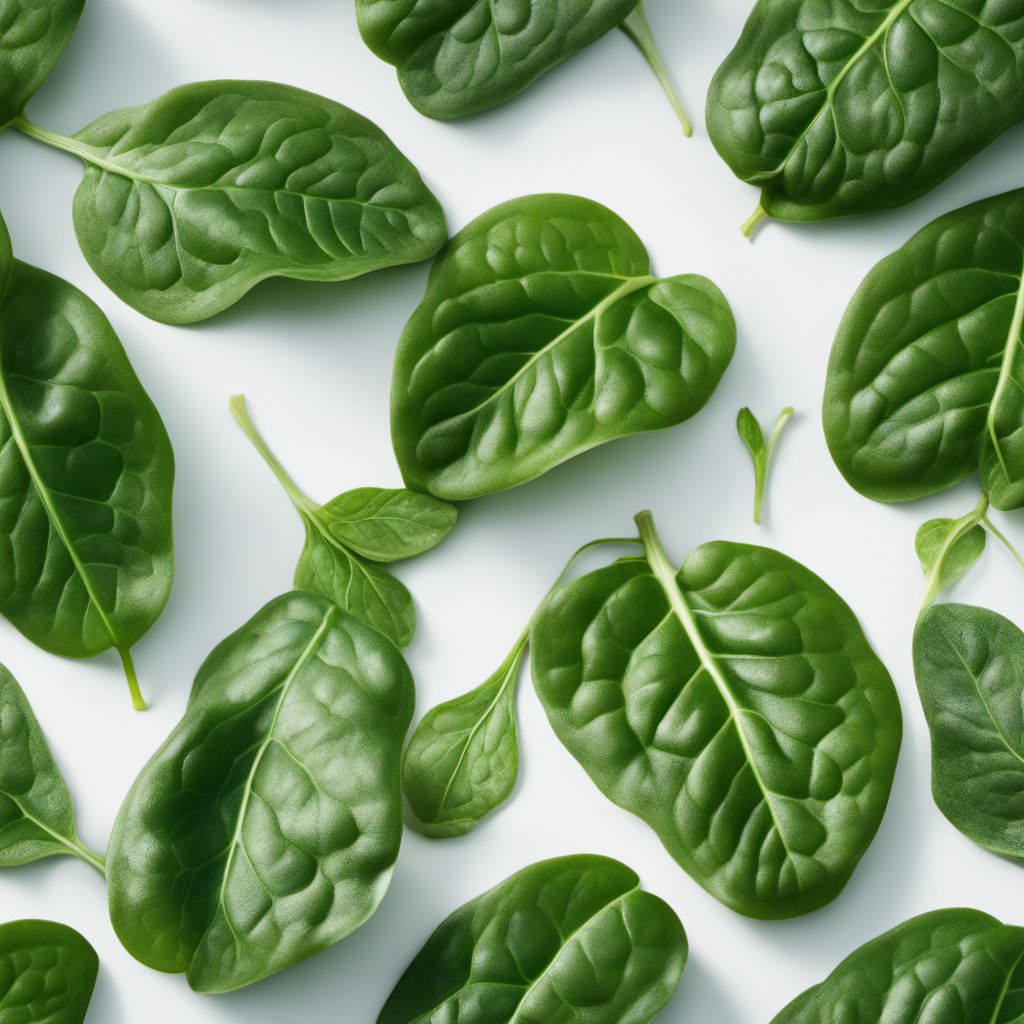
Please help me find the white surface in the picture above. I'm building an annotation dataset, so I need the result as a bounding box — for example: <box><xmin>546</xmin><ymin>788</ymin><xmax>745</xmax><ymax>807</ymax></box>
<box><xmin>1</xmin><ymin>1</ymin><xmax>1022</xmax><ymax>1020</ymax></box>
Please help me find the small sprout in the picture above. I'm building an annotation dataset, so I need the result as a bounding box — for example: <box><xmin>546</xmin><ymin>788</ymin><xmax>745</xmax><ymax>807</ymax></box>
<box><xmin>737</xmin><ymin>406</ymin><xmax>794</xmax><ymax>525</ymax></box>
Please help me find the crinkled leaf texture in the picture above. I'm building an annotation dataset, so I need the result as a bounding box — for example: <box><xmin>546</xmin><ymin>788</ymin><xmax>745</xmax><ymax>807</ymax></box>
<box><xmin>708</xmin><ymin>0</ymin><xmax>1024</xmax><ymax>222</ymax></box>
<box><xmin>770</xmin><ymin>908</ymin><xmax>1024</xmax><ymax>1023</ymax></box>
<box><xmin>378</xmin><ymin>854</ymin><xmax>687</xmax><ymax>1024</ymax></box>
<box><xmin>106</xmin><ymin>591</ymin><xmax>415</xmax><ymax>993</ymax></box>
<box><xmin>531</xmin><ymin>543</ymin><xmax>901</xmax><ymax>919</ymax></box>
<box><xmin>69</xmin><ymin>81</ymin><xmax>448</xmax><ymax>323</ymax></box>
<box><xmin>0</xmin><ymin>0</ymin><xmax>84</xmax><ymax>125</ymax></box>
<box><xmin>824</xmin><ymin>190</ymin><xmax>1024</xmax><ymax>510</ymax></box>
<box><xmin>0</xmin><ymin>256</ymin><xmax>174</xmax><ymax>661</ymax></box>
<box><xmin>355</xmin><ymin>0</ymin><xmax>636</xmax><ymax>119</ymax></box>
<box><xmin>915</xmin><ymin>602</ymin><xmax>1024</xmax><ymax>861</ymax></box>
<box><xmin>0</xmin><ymin>919</ymin><xmax>98</xmax><ymax>1024</ymax></box>
<box><xmin>391</xmin><ymin>194</ymin><xmax>736</xmax><ymax>501</ymax></box>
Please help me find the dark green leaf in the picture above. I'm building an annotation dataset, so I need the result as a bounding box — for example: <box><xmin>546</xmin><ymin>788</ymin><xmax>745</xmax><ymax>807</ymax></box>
<box><xmin>770</xmin><ymin>908</ymin><xmax>1024</xmax><ymax>1023</ymax></box>
<box><xmin>0</xmin><ymin>209</ymin><xmax>10</xmax><ymax>294</ymax></box>
<box><xmin>378</xmin><ymin>855</ymin><xmax>687</xmax><ymax>1024</ymax></box>
<box><xmin>916</xmin><ymin>517</ymin><xmax>986</xmax><ymax>600</ymax></box>
<box><xmin>531</xmin><ymin>513</ymin><xmax>901</xmax><ymax>919</ymax></box>
<box><xmin>106</xmin><ymin>591</ymin><xmax>415</xmax><ymax>992</ymax></box>
<box><xmin>708</xmin><ymin>2</ymin><xmax>1024</xmax><ymax>224</ymax></box>
<box><xmin>392</xmin><ymin>194</ymin><xmax>735</xmax><ymax>501</ymax></box>
<box><xmin>0</xmin><ymin>919</ymin><xmax>98</xmax><ymax>1024</ymax></box>
<box><xmin>824</xmin><ymin>189</ymin><xmax>1024</xmax><ymax>510</ymax></box>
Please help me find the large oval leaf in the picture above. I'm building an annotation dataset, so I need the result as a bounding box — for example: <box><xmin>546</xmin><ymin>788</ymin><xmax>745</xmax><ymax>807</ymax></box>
<box><xmin>0</xmin><ymin>256</ymin><xmax>174</xmax><ymax>705</ymax></box>
<box><xmin>914</xmin><ymin>602</ymin><xmax>1024</xmax><ymax>861</ymax></box>
<box><xmin>61</xmin><ymin>81</ymin><xmax>447</xmax><ymax>323</ymax></box>
<box><xmin>708</xmin><ymin>1</ymin><xmax>1024</xmax><ymax>224</ymax></box>
<box><xmin>0</xmin><ymin>0</ymin><xmax>84</xmax><ymax>124</ymax></box>
<box><xmin>770</xmin><ymin>908</ymin><xmax>1024</xmax><ymax>1023</ymax></box>
<box><xmin>531</xmin><ymin>520</ymin><xmax>901</xmax><ymax>919</ymax></box>
<box><xmin>824</xmin><ymin>190</ymin><xmax>1024</xmax><ymax>510</ymax></box>
<box><xmin>377</xmin><ymin>854</ymin><xmax>687</xmax><ymax>1024</ymax></box>
<box><xmin>106</xmin><ymin>591</ymin><xmax>415</xmax><ymax>993</ymax></box>
<box><xmin>391</xmin><ymin>194</ymin><xmax>735</xmax><ymax>500</ymax></box>
<box><xmin>0</xmin><ymin>919</ymin><xmax>98</xmax><ymax>1024</ymax></box>
<box><xmin>355</xmin><ymin>0</ymin><xmax>636</xmax><ymax>119</ymax></box>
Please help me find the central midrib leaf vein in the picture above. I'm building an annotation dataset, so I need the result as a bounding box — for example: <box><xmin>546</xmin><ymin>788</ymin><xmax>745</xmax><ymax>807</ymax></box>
<box><xmin>985</xmin><ymin>251</ymin><xmax>1024</xmax><ymax>480</ymax></box>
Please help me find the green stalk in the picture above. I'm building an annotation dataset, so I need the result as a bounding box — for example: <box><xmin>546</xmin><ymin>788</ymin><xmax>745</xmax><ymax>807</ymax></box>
<box><xmin>118</xmin><ymin>647</ymin><xmax>146</xmax><ymax>712</ymax></box>
<box><xmin>620</xmin><ymin>1</ymin><xmax>692</xmax><ymax>137</ymax></box>
<box><xmin>67</xmin><ymin>835</ymin><xmax>107</xmax><ymax>877</ymax></box>
<box><xmin>741</xmin><ymin>203</ymin><xmax>768</xmax><ymax>239</ymax></box>
<box><xmin>981</xmin><ymin>513</ymin><xmax>1024</xmax><ymax>574</ymax></box>
<box><xmin>9</xmin><ymin>116</ymin><xmax>91</xmax><ymax>160</ymax></box>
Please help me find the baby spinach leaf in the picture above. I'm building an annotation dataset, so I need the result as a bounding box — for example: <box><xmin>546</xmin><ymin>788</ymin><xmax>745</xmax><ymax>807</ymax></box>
<box><xmin>0</xmin><ymin>919</ymin><xmax>98</xmax><ymax>1024</ymax></box>
<box><xmin>916</xmin><ymin>514</ymin><xmax>987</xmax><ymax>608</ymax></box>
<box><xmin>0</xmin><ymin>247</ymin><xmax>174</xmax><ymax>710</ymax></box>
<box><xmin>403</xmin><ymin>627</ymin><xmax>527</xmax><ymax>838</ymax></box>
<box><xmin>378</xmin><ymin>854</ymin><xmax>687</xmax><ymax>1024</ymax></box>
<box><xmin>356</xmin><ymin>0</ymin><xmax>691</xmax><ymax>133</ymax></box>
<box><xmin>11</xmin><ymin>81</ymin><xmax>448</xmax><ymax>324</ymax></box>
<box><xmin>531</xmin><ymin>511</ymin><xmax>901</xmax><ymax>919</ymax></box>
<box><xmin>770</xmin><ymin>908</ymin><xmax>1024</xmax><ymax>1023</ymax></box>
<box><xmin>709</xmin><ymin>1</ymin><xmax>1024</xmax><ymax>232</ymax></box>
<box><xmin>230</xmin><ymin>396</ymin><xmax>452</xmax><ymax>647</ymax></box>
<box><xmin>0</xmin><ymin>0</ymin><xmax>84</xmax><ymax>126</ymax></box>
<box><xmin>737</xmin><ymin>405</ymin><xmax>793</xmax><ymax>524</ymax></box>
<box><xmin>0</xmin><ymin>665</ymin><xmax>104</xmax><ymax>873</ymax></box>
<box><xmin>825</xmin><ymin>189</ymin><xmax>1024</xmax><ymax>510</ymax></box>
<box><xmin>392</xmin><ymin>194</ymin><xmax>736</xmax><ymax>501</ymax></box>
<box><xmin>914</xmin><ymin>602</ymin><xmax>1024</xmax><ymax>862</ymax></box>
<box><xmin>106</xmin><ymin>591</ymin><xmax>414</xmax><ymax>993</ymax></box>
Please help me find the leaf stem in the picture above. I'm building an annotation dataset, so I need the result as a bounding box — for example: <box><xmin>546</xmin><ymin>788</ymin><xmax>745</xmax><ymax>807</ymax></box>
<box><xmin>741</xmin><ymin>203</ymin><xmax>768</xmax><ymax>239</ymax></box>
<box><xmin>118</xmin><ymin>647</ymin><xmax>146</xmax><ymax>712</ymax></box>
<box><xmin>920</xmin><ymin>494</ymin><xmax>989</xmax><ymax>610</ymax></box>
<box><xmin>620</xmin><ymin>1</ymin><xmax>692</xmax><ymax>137</ymax></box>
<box><xmin>8</xmin><ymin>116</ymin><xmax>89</xmax><ymax>160</ymax></box>
<box><xmin>229</xmin><ymin>395</ymin><xmax>318</xmax><ymax>517</ymax></box>
<box><xmin>68</xmin><ymin>835</ymin><xmax>107</xmax><ymax>876</ymax></box>
<box><xmin>981</xmin><ymin>514</ymin><xmax>1024</xmax><ymax>574</ymax></box>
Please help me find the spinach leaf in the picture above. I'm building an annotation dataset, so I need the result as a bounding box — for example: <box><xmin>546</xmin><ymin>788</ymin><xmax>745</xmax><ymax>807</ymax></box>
<box><xmin>231</xmin><ymin>395</ymin><xmax>453</xmax><ymax>647</ymax></box>
<box><xmin>824</xmin><ymin>190</ymin><xmax>1024</xmax><ymax>510</ymax></box>
<box><xmin>914</xmin><ymin>602</ymin><xmax>1024</xmax><ymax>861</ymax></box>
<box><xmin>709</xmin><ymin>1</ymin><xmax>1024</xmax><ymax>232</ymax></box>
<box><xmin>392</xmin><ymin>194</ymin><xmax>735</xmax><ymax>501</ymax></box>
<box><xmin>0</xmin><ymin>0</ymin><xmax>84</xmax><ymax>125</ymax></box>
<box><xmin>10</xmin><ymin>81</ymin><xmax>447</xmax><ymax>324</ymax></box>
<box><xmin>0</xmin><ymin>665</ymin><xmax>104</xmax><ymax>873</ymax></box>
<box><xmin>737</xmin><ymin>406</ymin><xmax>793</xmax><ymax>524</ymax></box>
<box><xmin>0</xmin><ymin>231</ymin><xmax>174</xmax><ymax>710</ymax></box>
<box><xmin>378</xmin><ymin>854</ymin><xmax>687</xmax><ymax>1024</ymax></box>
<box><xmin>917</xmin><ymin>511</ymin><xmax>987</xmax><ymax>609</ymax></box>
<box><xmin>531</xmin><ymin>511</ymin><xmax>901</xmax><ymax>919</ymax></box>
<box><xmin>356</xmin><ymin>0</ymin><xmax>691</xmax><ymax>133</ymax></box>
<box><xmin>770</xmin><ymin>908</ymin><xmax>1024</xmax><ymax>1023</ymax></box>
<box><xmin>106</xmin><ymin>591</ymin><xmax>414</xmax><ymax>993</ymax></box>
<box><xmin>0</xmin><ymin>919</ymin><xmax>98</xmax><ymax>1024</ymax></box>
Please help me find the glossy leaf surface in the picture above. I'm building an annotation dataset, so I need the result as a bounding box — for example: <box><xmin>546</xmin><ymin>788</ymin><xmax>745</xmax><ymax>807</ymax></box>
<box><xmin>0</xmin><ymin>919</ymin><xmax>98</xmax><ymax>1024</ymax></box>
<box><xmin>914</xmin><ymin>603</ymin><xmax>1024</xmax><ymax>861</ymax></box>
<box><xmin>106</xmin><ymin>592</ymin><xmax>415</xmax><ymax>993</ymax></box>
<box><xmin>824</xmin><ymin>190</ymin><xmax>1024</xmax><ymax>510</ymax></box>
<box><xmin>770</xmin><ymin>908</ymin><xmax>1024</xmax><ymax>1023</ymax></box>
<box><xmin>57</xmin><ymin>80</ymin><xmax>446</xmax><ymax>323</ymax></box>
<box><xmin>355</xmin><ymin>0</ymin><xmax>636</xmax><ymax>119</ymax></box>
<box><xmin>708</xmin><ymin>1</ymin><xmax>1024</xmax><ymax>223</ymax></box>
<box><xmin>0</xmin><ymin>256</ymin><xmax>174</xmax><ymax>678</ymax></box>
<box><xmin>532</xmin><ymin>520</ymin><xmax>901</xmax><ymax>919</ymax></box>
<box><xmin>392</xmin><ymin>194</ymin><xmax>736</xmax><ymax>500</ymax></box>
<box><xmin>0</xmin><ymin>0</ymin><xmax>84</xmax><ymax>125</ymax></box>
<box><xmin>378</xmin><ymin>854</ymin><xmax>687</xmax><ymax>1024</ymax></box>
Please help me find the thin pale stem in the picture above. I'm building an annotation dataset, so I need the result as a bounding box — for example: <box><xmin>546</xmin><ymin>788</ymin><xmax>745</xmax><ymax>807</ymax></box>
<box><xmin>68</xmin><ymin>835</ymin><xmax>107</xmax><ymax>876</ymax></box>
<box><xmin>741</xmin><ymin>203</ymin><xmax>768</xmax><ymax>239</ymax></box>
<box><xmin>9</xmin><ymin>116</ymin><xmax>89</xmax><ymax>160</ymax></box>
<box><xmin>118</xmin><ymin>647</ymin><xmax>146</xmax><ymax>712</ymax></box>
<box><xmin>982</xmin><ymin>515</ymin><xmax>1024</xmax><ymax>574</ymax></box>
<box><xmin>620</xmin><ymin>2</ymin><xmax>692</xmax><ymax>137</ymax></box>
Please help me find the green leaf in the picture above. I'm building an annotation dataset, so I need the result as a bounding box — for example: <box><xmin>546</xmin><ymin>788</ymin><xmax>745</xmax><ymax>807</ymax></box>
<box><xmin>106</xmin><ymin>591</ymin><xmax>414</xmax><ymax>993</ymax></box>
<box><xmin>824</xmin><ymin>189</ymin><xmax>1024</xmax><ymax>511</ymax></box>
<box><xmin>316</xmin><ymin>487</ymin><xmax>456</xmax><ymax>563</ymax></box>
<box><xmin>0</xmin><ymin>0</ymin><xmax>84</xmax><ymax>125</ymax></box>
<box><xmin>0</xmin><ymin>919</ymin><xmax>98</xmax><ymax>1024</ymax></box>
<box><xmin>14</xmin><ymin>81</ymin><xmax>447</xmax><ymax>323</ymax></box>
<box><xmin>916</xmin><ymin>517</ymin><xmax>986</xmax><ymax>599</ymax></box>
<box><xmin>0</xmin><ymin>665</ymin><xmax>103</xmax><ymax>872</ymax></box>
<box><xmin>914</xmin><ymin>602</ymin><xmax>1024</xmax><ymax>861</ymax></box>
<box><xmin>531</xmin><ymin>512</ymin><xmax>902</xmax><ymax>919</ymax></box>
<box><xmin>377</xmin><ymin>855</ymin><xmax>687</xmax><ymax>1024</ymax></box>
<box><xmin>736</xmin><ymin>407</ymin><xmax>765</xmax><ymax>461</ymax></box>
<box><xmin>402</xmin><ymin>629</ymin><xmax>526</xmax><ymax>837</ymax></box>
<box><xmin>770</xmin><ymin>908</ymin><xmax>1024</xmax><ymax>1023</ymax></box>
<box><xmin>0</xmin><ymin>209</ymin><xmax>10</xmax><ymax>294</ymax></box>
<box><xmin>708</xmin><ymin>2</ymin><xmax>1024</xmax><ymax>226</ymax></box>
<box><xmin>392</xmin><ymin>194</ymin><xmax>735</xmax><ymax>501</ymax></box>
<box><xmin>0</xmin><ymin>256</ymin><xmax>174</xmax><ymax>709</ymax></box>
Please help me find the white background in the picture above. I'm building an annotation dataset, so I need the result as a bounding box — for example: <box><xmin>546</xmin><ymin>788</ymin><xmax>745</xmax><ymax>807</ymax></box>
<box><xmin>1</xmin><ymin>1</ymin><xmax>1022</xmax><ymax>1020</ymax></box>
